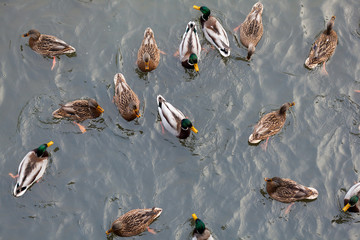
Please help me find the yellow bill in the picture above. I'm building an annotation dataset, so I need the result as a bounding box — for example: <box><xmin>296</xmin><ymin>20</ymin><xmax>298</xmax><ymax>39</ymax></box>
<box><xmin>191</xmin><ymin>126</ymin><xmax>198</xmax><ymax>133</ymax></box>
<box><xmin>193</xmin><ymin>5</ymin><xmax>201</xmax><ymax>10</ymax></box>
<box><xmin>47</xmin><ymin>141</ymin><xmax>54</xmax><ymax>147</ymax></box>
<box><xmin>194</xmin><ymin>63</ymin><xmax>199</xmax><ymax>72</ymax></box>
<box><xmin>135</xmin><ymin>109</ymin><xmax>141</xmax><ymax>118</ymax></box>
<box><xmin>342</xmin><ymin>203</ymin><xmax>351</xmax><ymax>212</ymax></box>
<box><xmin>145</xmin><ymin>62</ymin><xmax>150</xmax><ymax>70</ymax></box>
<box><xmin>97</xmin><ymin>105</ymin><xmax>105</xmax><ymax>113</ymax></box>
<box><xmin>192</xmin><ymin>213</ymin><xmax>198</xmax><ymax>220</ymax></box>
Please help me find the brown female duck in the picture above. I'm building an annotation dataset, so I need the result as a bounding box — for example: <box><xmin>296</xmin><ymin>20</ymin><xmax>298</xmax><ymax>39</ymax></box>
<box><xmin>137</xmin><ymin>27</ymin><xmax>160</xmax><ymax>72</ymax></box>
<box><xmin>305</xmin><ymin>16</ymin><xmax>337</xmax><ymax>74</ymax></box>
<box><xmin>113</xmin><ymin>73</ymin><xmax>140</xmax><ymax>121</ymax></box>
<box><xmin>106</xmin><ymin>207</ymin><xmax>162</xmax><ymax>237</ymax></box>
<box><xmin>22</xmin><ymin>29</ymin><xmax>76</xmax><ymax>70</ymax></box>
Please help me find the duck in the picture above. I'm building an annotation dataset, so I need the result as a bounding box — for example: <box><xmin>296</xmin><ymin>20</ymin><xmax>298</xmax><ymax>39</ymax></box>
<box><xmin>305</xmin><ymin>16</ymin><xmax>338</xmax><ymax>74</ymax></box>
<box><xmin>264</xmin><ymin>177</ymin><xmax>319</xmax><ymax>203</ymax></box>
<box><xmin>179</xmin><ymin>21</ymin><xmax>201</xmax><ymax>71</ymax></box>
<box><xmin>235</xmin><ymin>2</ymin><xmax>264</xmax><ymax>60</ymax></box>
<box><xmin>157</xmin><ymin>95</ymin><xmax>198</xmax><ymax>139</ymax></box>
<box><xmin>22</xmin><ymin>29</ymin><xmax>76</xmax><ymax>70</ymax></box>
<box><xmin>193</xmin><ymin>5</ymin><xmax>230</xmax><ymax>57</ymax></box>
<box><xmin>137</xmin><ymin>27</ymin><xmax>160</xmax><ymax>72</ymax></box>
<box><xmin>249</xmin><ymin>102</ymin><xmax>295</xmax><ymax>145</ymax></box>
<box><xmin>106</xmin><ymin>207</ymin><xmax>162</xmax><ymax>237</ymax></box>
<box><xmin>192</xmin><ymin>213</ymin><xmax>214</xmax><ymax>240</ymax></box>
<box><xmin>113</xmin><ymin>73</ymin><xmax>140</xmax><ymax>121</ymax></box>
<box><xmin>343</xmin><ymin>182</ymin><xmax>360</xmax><ymax>212</ymax></box>
<box><xmin>52</xmin><ymin>98</ymin><xmax>104</xmax><ymax>122</ymax></box>
<box><xmin>10</xmin><ymin>141</ymin><xmax>54</xmax><ymax>197</ymax></box>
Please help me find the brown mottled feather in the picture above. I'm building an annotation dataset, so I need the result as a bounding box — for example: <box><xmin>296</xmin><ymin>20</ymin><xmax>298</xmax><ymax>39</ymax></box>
<box><xmin>52</xmin><ymin>99</ymin><xmax>103</xmax><ymax>122</ymax></box>
<box><xmin>137</xmin><ymin>28</ymin><xmax>160</xmax><ymax>72</ymax></box>
<box><xmin>305</xmin><ymin>16</ymin><xmax>337</xmax><ymax>69</ymax></box>
<box><xmin>107</xmin><ymin>208</ymin><xmax>162</xmax><ymax>237</ymax></box>
<box><xmin>113</xmin><ymin>73</ymin><xmax>140</xmax><ymax>121</ymax></box>
<box><xmin>265</xmin><ymin>177</ymin><xmax>319</xmax><ymax>203</ymax></box>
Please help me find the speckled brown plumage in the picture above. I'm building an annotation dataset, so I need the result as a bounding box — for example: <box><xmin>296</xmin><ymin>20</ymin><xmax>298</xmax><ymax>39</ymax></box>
<box><xmin>239</xmin><ymin>2</ymin><xmax>263</xmax><ymax>60</ymax></box>
<box><xmin>249</xmin><ymin>102</ymin><xmax>294</xmax><ymax>144</ymax></box>
<box><xmin>265</xmin><ymin>177</ymin><xmax>319</xmax><ymax>203</ymax></box>
<box><xmin>137</xmin><ymin>27</ymin><xmax>160</xmax><ymax>72</ymax></box>
<box><xmin>52</xmin><ymin>99</ymin><xmax>104</xmax><ymax>122</ymax></box>
<box><xmin>22</xmin><ymin>29</ymin><xmax>76</xmax><ymax>57</ymax></box>
<box><xmin>113</xmin><ymin>73</ymin><xmax>140</xmax><ymax>121</ymax></box>
<box><xmin>305</xmin><ymin>16</ymin><xmax>337</xmax><ymax>69</ymax></box>
<box><xmin>106</xmin><ymin>208</ymin><xmax>162</xmax><ymax>237</ymax></box>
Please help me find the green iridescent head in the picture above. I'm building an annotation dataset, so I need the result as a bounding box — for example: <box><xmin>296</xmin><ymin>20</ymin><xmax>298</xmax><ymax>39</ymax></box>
<box><xmin>36</xmin><ymin>141</ymin><xmax>54</xmax><ymax>157</ymax></box>
<box><xmin>349</xmin><ymin>195</ymin><xmax>359</xmax><ymax>206</ymax></box>
<box><xmin>193</xmin><ymin>5</ymin><xmax>211</xmax><ymax>19</ymax></box>
<box><xmin>192</xmin><ymin>213</ymin><xmax>206</xmax><ymax>234</ymax></box>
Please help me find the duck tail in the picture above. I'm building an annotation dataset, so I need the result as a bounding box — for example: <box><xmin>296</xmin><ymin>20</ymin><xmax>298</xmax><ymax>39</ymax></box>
<box><xmin>247</xmin><ymin>44</ymin><xmax>255</xmax><ymax>60</ymax></box>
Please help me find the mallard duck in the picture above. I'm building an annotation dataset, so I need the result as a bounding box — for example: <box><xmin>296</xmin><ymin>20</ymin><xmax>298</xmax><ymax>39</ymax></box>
<box><xmin>113</xmin><ymin>73</ymin><xmax>140</xmax><ymax>121</ymax></box>
<box><xmin>11</xmin><ymin>141</ymin><xmax>54</xmax><ymax>197</ymax></box>
<box><xmin>343</xmin><ymin>182</ymin><xmax>360</xmax><ymax>212</ymax></box>
<box><xmin>264</xmin><ymin>177</ymin><xmax>319</xmax><ymax>203</ymax></box>
<box><xmin>193</xmin><ymin>5</ymin><xmax>230</xmax><ymax>57</ymax></box>
<box><xmin>179</xmin><ymin>21</ymin><xmax>201</xmax><ymax>71</ymax></box>
<box><xmin>137</xmin><ymin>27</ymin><xmax>160</xmax><ymax>72</ymax></box>
<box><xmin>249</xmin><ymin>102</ymin><xmax>295</xmax><ymax>144</ymax></box>
<box><xmin>236</xmin><ymin>2</ymin><xmax>264</xmax><ymax>60</ymax></box>
<box><xmin>305</xmin><ymin>16</ymin><xmax>337</xmax><ymax>74</ymax></box>
<box><xmin>52</xmin><ymin>98</ymin><xmax>104</xmax><ymax>122</ymax></box>
<box><xmin>106</xmin><ymin>207</ymin><xmax>162</xmax><ymax>237</ymax></box>
<box><xmin>22</xmin><ymin>29</ymin><xmax>76</xmax><ymax>70</ymax></box>
<box><xmin>192</xmin><ymin>213</ymin><xmax>214</xmax><ymax>240</ymax></box>
<box><xmin>157</xmin><ymin>95</ymin><xmax>198</xmax><ymax>139</ymax></box>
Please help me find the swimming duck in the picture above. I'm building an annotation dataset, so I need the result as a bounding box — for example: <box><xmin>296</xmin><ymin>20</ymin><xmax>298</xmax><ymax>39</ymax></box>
<box><xmin>305</xmin><ymin>16</ymin><xmax>337</xmax><ymax>74</ymax></box>
<box><xmin>249</xmin><ymin>102</ymin><xmax>294</xmax><ymax>146</ymax></box>
<box><xmin>193</xmin><ymin>5</ymin><xmax>230</xmax><ymax>57</ymax></box>
<box><xmin>157</xmin><ymin>95</ymin><xmax>198</xmax><ymax>139</ymax></box>
<box><xmin>264</xmin><ymin>177</ymin><xmax>319</xmax><ymax>203</ymax></box>
<box><xmin>235</xmin><ymin>2</ymin><xmax>263</xmax><ymax>60</ymax></box>
<box><xmin>10</xmin><ymin>141</ymin><xmax>54</xmax><ymax>197</ymax></box>
<box><xmin>137</xmin><ymin>27</ymin><xmax>160</xmax><ymax>72</ymax></box>
<box><xmin>113</xmin><ymin>73</ymin><xmax>140</xmax><ymax>121</ymax></box>
<box><xmin>192</xmin><ymin>213</ymin><xmax>214</xmax><ymax>240</ymax></box>
<box><xmin>106</xmin><ymin>207</ymin><xmax>162</xmax><ymax>237</ymax></box>
<box><xmin>343</xmin><ymin>182</ymin><xmax>360</xmax><ymax>212</ymax></box>
<box><xmin>179</xmin><ymin>21</ymin><xmax>201</xmax><ymax>71</ymax></box>
<box><xmin>22</xmin><ymin>29</ymin><xmax>76</xmax><ymax>70</ymax></box>
<box><xmin>52</xmin><ymin>98</ymin><xmax>104</xmax><ymax>122</ymax></box>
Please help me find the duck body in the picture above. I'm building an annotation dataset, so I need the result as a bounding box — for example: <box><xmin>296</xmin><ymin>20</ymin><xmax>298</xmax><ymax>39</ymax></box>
<box><xmin>179</xmin><ymin>21</ymin><xmax>201</xmax><ymax>71</ymax></box>
<box><xmin>239</xmin><ymin>2</ymin><xmax>263</xmax><ymax>60</ymax></box>
<box><xmin>192</xmin><ymin>213</ymin><xmax>214</xmax><ymax>240</ymax></box>
<box><xmin>193</xmin><ymin>5</ymin><xmax>230</xmax><ymax>57</ymax></box>
<box><xmin>157</xmin><ymin>95</ymin><xmax>198</xmax><ymax>139</ymax></box>
<box><xmin>249</xmin><ymin>102</ymin><xmax>294</xmax><ymax>144</ymax></box>
<box><xmin>52</xmin><ymin>98</ymin><xmax>104</xmax><ymax>122</ymax></box>
<box><xmin>106</xmin><ymin>207</ymin><xmax>162</xmax><ymax>237</ymax></box>
<box><xmin>137</xmin><ymin>27</ymin><xmax>160</xmax><ymax>72</ymax></box>
<box><xmin>22</xmin><ymin>29</ymin><xmax>75</xmax><ymax>57</ymax></box>
<box><xmin>13</xmin><ymin>141</ymin><xmax>54</xmax><ymax>197</ymax></box>
<box><xmin>265</xmin><ymin>177</ymin><xmax>319</xmax><ymax>203</ymax></box>
<box><xmin>305</xmin><ymin>16</ymin><xmax>337</xmax><ymax>69</ymax></box>
<box><xmin>343</xmin><ymin>183</ymin><xmax>360</xmax><ymax>212</ymax></box>
<box><xmin>113</xmin><ymin>73</ymin><xmax>140</xmax><ymax>121</ymax></box>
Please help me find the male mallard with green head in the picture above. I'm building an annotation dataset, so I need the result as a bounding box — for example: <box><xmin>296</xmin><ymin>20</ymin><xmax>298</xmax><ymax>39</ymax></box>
<box><xmin>179</xmin><ymin>21</ymin><xmax>201</xmax><ymax>71</ymax></box>
<box><xmin>192</xmin><ymin>213</ymin><xmax>214</xmax><ymax>240</ymax></box>
<box><xmin>193</xmin><ymin>5</ymin><xmax>230</xmax><ymax>57</ymax></box>
<box><xmin>343</xmin><ymin>182</ymin><xmax>360</xmax><ymax>212</ymax></box>
<box><xmin>22</xmin><ymin>29</ymin><xmax>76</xmax><ymax>70</ymax></box>
<box><xmin>157</xmin><ymin>95</ymin><xmax>198</xmax><ymax>139</ymax></box>
<box><xmin>10</xmin><ymin>141</ymin><xmax>54</xmax><ymax>197</ymax></box>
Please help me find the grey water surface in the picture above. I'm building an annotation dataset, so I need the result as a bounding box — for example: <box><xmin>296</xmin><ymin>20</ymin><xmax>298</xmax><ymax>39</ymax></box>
<box><xmin>0</xmin><ymin>0</ymin><xmax>360</xmax><ymax>239</ymax></box>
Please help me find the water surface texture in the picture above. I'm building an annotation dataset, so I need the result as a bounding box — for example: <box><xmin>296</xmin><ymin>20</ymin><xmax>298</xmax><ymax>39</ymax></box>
<box><xmin>1</xmin><ymin>0</ymin><xmax>360</xmax><ymax>239</ymax></box>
